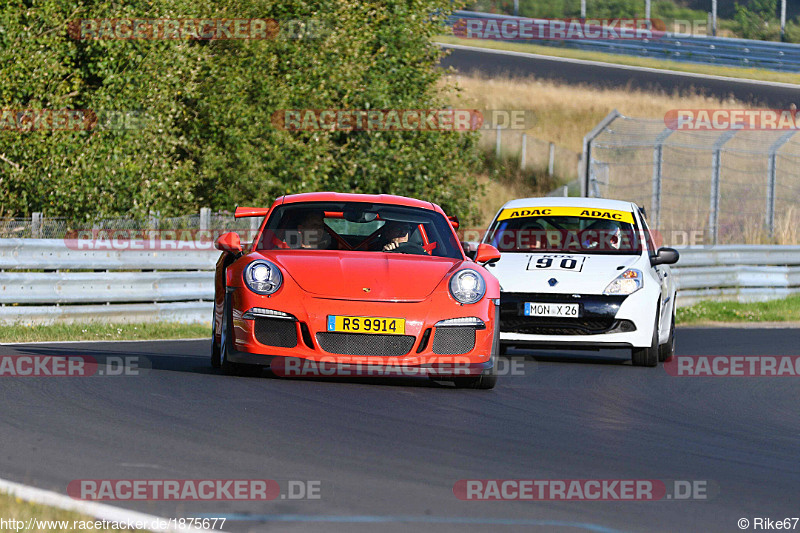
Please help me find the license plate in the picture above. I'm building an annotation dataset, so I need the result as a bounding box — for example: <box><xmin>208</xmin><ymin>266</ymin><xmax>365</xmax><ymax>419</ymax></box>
<box><xmin>327</xmin><ymin>315</ymin><xmax>406</xmax><ymax>335</ymax></box>
<box><xmin>524</xmin><ymin>302</ymin><xmax>580</xmax><ymax>317</ymax></box>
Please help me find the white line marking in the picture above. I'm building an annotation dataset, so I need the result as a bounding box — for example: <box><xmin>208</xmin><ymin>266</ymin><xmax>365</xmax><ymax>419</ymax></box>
<box><xmin>438</xmin><ymin>42</ymin><xmax>800</xmax><ymax>89</ymax></box>
<box><xmin>0</xmin><ymin>476</ymin><xmax>226</xmax><ymax>532</ymax></box>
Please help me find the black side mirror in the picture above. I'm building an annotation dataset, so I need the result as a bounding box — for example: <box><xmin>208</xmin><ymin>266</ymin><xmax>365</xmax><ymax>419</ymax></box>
<box><xmin>651</xmin><ymin>247</ymin><xmax>679</xmax><ymax>266</ymax></box>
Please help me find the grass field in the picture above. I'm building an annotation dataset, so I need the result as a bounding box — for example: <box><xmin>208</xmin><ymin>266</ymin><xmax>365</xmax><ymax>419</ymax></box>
<box><xmin>0</xmin><ymin>322</ymin><xmax>209</xmax><ymax>343</ymax></box>
<box><xmin>0</xmin><ymin>492</ymin><xmax>136</xmax><ymax>533</ymax></box>
<box><xmin>435</xmin><ymin>35</ymin><xmax>800</xmax><ymax>86</ymax></box>
<box><xmin>677</xmin><ymin>295</ymin><xmax>800</xmax><ymax>324</ymax></box>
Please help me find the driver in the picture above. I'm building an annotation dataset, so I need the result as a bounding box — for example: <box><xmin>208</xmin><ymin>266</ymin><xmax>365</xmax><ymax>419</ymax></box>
<box><xmin>581</xmin><ymin>219</ymin><xmax>622</xmax><ymax>251</ymax></box>
<box><xmin>379</xmin><ymin>222</ymin><xmax>425</xmax><ymax>254</ymax></box>
<box><xmin>381</xmin><ymin>222</ymin><xmax>411</xmax><ymax>251</ymax></box>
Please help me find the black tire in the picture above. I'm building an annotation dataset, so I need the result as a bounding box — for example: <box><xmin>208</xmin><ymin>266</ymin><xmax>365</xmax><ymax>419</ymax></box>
<box><xmin>211</xmin><ymin>311</ymin><xmax>221</xmax><ymax>368</ymax></box>
<box><xmin>658</xmin><ymin>311</ymin><xmax>676</xmax><ymax>362</ymax></box>
<box><xmin>219</xmin><ymin>293</ymin><xmax>261</xmax><ymax>377</ymax></box>
<box><xmin>631</xmin><ymin>311</ymin><xmax>659</xmax><ymax>367</ymax></box>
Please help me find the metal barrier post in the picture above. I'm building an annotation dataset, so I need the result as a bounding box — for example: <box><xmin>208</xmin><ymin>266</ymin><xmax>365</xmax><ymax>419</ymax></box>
<box><xmin>651</xmin><ymin>129</ymin><xmax>674</xmax><ymax>229</ymax></box>
<box><xmin>767</xmin><ymin>131</ymin><xmax>796</xmax><ymax>239</ymax></box>
<box><xmin>582</xmin><ymin>109</ymin><xmax>620</xmax><ymax>197</ymax></box>
<box><xmin>548</xmin><ymin>142</ymin><xmax>555</xmax><ymax>177</ymax></box>
<box><xmin>709</xmin><ymin>131</ymin><xmax>736</xmax><ymax>245</ymax></box>
<box><xmin>495</xmin><ymin>125</ymin><xmax>501</xmax><ymax>158</ymax></box>
<box><xmin>31</xmin><ymin>213</ymin><xmax>42</xmax><ymax>239</ymax></box>
<box><xmin>200</xmin><ymin>207</ymin><xmax>211</xmax><ymax>231</ymax></box>
<box><xmin>520</xmin><ymin>133</ymin><xmax>527</xmax><ymax>170</ymax></box>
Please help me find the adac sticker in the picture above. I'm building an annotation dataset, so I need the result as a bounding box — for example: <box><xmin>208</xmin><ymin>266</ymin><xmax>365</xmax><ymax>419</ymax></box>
<box><xmin>497</xmin><ymin>206</ymin><xmax>634</xmax><ymax>224</ymax></box>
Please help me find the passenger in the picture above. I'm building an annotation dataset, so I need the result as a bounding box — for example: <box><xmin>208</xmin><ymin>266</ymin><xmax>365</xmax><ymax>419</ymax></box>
<box><xmin>291</xmin><ymin>211</ymin><xmax>334</xmax><ymax>249</ymax></box>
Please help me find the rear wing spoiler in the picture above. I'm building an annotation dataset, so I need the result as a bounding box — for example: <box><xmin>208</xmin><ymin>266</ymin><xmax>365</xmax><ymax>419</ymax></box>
<box><xmin>235</xmin><ymin>206</ymin><xmax>270</xmax><ymax>218</ymax></box>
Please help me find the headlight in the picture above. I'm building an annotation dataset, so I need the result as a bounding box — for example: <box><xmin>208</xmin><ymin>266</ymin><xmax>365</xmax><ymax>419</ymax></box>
<box><xmin>243</xmin><ymin>260</ymin><xmax>282</xmax><ymax>295</ymax></box>
<box><xmin>449</xmin><ymin>269</ymin><xmax>486</xmax><ymax>304</ymax></box>
<box><xmin>603</xmin><ymin>268</ymin><xmax>642</xmax><ymax>295</ymax></box>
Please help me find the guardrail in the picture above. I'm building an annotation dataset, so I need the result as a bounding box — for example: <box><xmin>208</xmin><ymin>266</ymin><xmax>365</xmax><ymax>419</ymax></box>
<box><xmin>0</xmin><ymin>239</ymin><xmax>218</xmax><ymax>325</ymax></box>
<box><xmin>669</xmin><ymin>246</ymin><xmax>800</xmax><ymax>305</ymax></box>
<box><xmin>1</xmin><ymin>240</ymin><xmax>798</xmax><ymax>324</ymax></box>
<box><xmin>447</xmin><ymin>10</ymin><xmax>800</xmax><ymax>72</ymax></box>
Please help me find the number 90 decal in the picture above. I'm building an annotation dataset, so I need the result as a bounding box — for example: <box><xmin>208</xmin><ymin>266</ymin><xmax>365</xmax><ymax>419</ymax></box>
<box><xmin>527</xmin><ymin>255</ymin><xmax>586</xmax><ymax>272</ymax></box>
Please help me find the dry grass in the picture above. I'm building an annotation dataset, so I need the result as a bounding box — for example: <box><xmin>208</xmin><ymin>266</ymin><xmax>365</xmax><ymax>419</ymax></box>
<box><xmin>442</xmin><ymin>72</ymin><xmax>757</xmax><ymax>152</ymax></box>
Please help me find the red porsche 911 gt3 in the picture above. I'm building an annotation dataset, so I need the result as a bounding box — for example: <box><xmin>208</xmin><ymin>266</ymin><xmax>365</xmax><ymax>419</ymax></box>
<box><xmin>211</xmin><ymin>192</ymin><xmax>502</xmax><ymax>388</ymax></box>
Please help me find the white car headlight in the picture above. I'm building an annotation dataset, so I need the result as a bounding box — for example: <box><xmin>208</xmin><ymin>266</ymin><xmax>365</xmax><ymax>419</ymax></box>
<box><xmin>244</xmin><ymin>260</ymin><xmax>282</xmax><ymax>295</ymax></box>
<box><xmin>603</xmin><ymin>268</ymin><xmax>643</xmax><ymax>295</ymax></box>
<box><xmin>449</xmin><ymin>269</ymin><xmax>486</xmax><ymax>304</ymax></box>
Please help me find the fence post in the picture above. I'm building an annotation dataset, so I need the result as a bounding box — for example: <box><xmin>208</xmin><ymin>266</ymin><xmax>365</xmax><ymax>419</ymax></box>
<box><xmin>581</xmin><ymin>110</ymin><xmax>620</xmax><ymax>198</ymax></box>
<box><xmin>766</xmin><ymin>131</ymin><xmax>796</xmax><ymax>239</ymax></box>
<box><xmin>520</xmin><ymin>133</ymin><xmax>527</xmax><ymax>170</ymax></box>
<box><xmin>31</xmin><ymin>212</ymin><xmax>42</xmax><ymax>239</ymax></box>
<box><xmin>548</xmin><ymin>142</ymin><xmax>555</xmax><ymax>177</ymax></box>
<box><xmin>709</xmin><ymin>131</ymin><xmax>736</xmax><ymax>245</ymax></box>
<box><xmin>651</xmin><ymin>129</ymin><xmax>674</xmax><ymax>230</ymax></box>
<box><xmin>495</xmin><ymin>125</ymin><xmax>501</xmax><ymax>158</ymax></box>
<box><xmin>200</xmin><ymin>207</ymin><xmax>211</xmax><ymax>231</ymax></box>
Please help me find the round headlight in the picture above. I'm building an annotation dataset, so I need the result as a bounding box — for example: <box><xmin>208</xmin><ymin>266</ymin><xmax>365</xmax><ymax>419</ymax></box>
<box><xmin>449</xmin><ymin>269</ymin><xmax>486</xmax><ymax>305</ymax></box>
<box><xmin>244</xmin><ymin>260</ymin><xmax>282</xmax><ymax>295</ymax></box>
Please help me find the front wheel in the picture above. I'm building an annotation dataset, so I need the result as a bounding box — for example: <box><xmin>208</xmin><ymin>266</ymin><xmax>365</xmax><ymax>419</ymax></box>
<box><xmin>631</xmin><ymin>312</ymin><xmax>659</xmax><ymax>367</ymax></box>
<box><xmin>211</xmin><ymin>312</ymin><xmax>221</xmax><ymax>368</ymax></box>
<box><xmin>658</xmin><ymin>311</ymin><xmax>676</xmax><ymax>362</ymax></box>
<box><xmin>220</xmin><ymin>293</ymin><xmax>261</xmax><ymax>377</ymax></box>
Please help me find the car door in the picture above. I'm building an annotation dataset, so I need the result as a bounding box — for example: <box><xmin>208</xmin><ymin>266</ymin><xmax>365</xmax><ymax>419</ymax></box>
<box><xmin>636</xmin><ymin>208</ymin><xmax>671</xmax><ymax>332</ymax></box>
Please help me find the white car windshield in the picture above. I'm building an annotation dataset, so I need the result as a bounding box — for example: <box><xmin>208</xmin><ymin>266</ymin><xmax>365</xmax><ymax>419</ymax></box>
<box><xmin>485</xmin><ymin>207</ymin><xmax>645</xmax><ymax>255</ymax></box>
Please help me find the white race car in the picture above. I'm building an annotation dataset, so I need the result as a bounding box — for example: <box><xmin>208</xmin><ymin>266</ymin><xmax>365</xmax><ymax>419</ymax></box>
<box><xmin>481</xmin><ymin>197</ymin><xmax>679</xmax><ymax>366</ymax></box>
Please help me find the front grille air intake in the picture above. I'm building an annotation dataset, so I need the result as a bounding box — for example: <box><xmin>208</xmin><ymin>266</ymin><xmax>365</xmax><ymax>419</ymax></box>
<box><xmin>315</xmin><ymin>332</ymin><xmax>415</xmax><ymax>356</ymax></box>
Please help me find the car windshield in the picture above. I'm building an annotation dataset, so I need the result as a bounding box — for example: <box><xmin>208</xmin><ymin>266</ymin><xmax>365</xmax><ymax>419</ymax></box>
<box><xmin>256</xmin><ymin>201</ymin><xmax>463</xmax><ymax>259</ymax></box>
<box><xmin>484</xmin><ymin>206</ymin><xmax>644</xmax><ymax>255</ymax></box>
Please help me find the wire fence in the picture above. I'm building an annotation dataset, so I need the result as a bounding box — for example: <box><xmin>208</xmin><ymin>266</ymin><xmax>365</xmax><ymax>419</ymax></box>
<box><xmin>0</xmin><ymin>209</ymin><xmax>259</xmax><ymax>240</ymax></box>
<box><xmin>480</xmin><ymin>127</ymin><xmax>582</xmax><ymax>186</ymax></box>
<box><xmin>585</xmin><ymin>113</ymin><xmax>800</xmax><ymax>245</ymax></box>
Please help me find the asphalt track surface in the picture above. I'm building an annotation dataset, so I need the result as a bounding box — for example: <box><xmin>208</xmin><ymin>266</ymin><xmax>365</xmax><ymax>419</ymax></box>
<box><xmin>440</xmin><ymin>44</ymin><xmax>800</xmax><ymax>108</ymax></box>
<box><xmin>2</xmin><ymin>328</ymin><xmax>800</xmax><ymax>532</ymax></box>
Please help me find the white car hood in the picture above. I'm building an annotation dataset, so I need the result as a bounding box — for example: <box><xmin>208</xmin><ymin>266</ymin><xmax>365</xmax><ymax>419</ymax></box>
<box><xmin>487</xmin><ymin>252</ymin><xmax>642</xmax><ymax>294</ymax></box>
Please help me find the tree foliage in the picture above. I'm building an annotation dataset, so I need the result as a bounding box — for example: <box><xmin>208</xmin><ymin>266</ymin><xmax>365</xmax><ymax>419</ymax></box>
<box><xmin>0</xmin><ymin>0</ymin><xmax>483</xmax><ymax>222</ymax></box>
